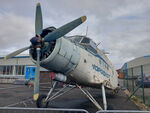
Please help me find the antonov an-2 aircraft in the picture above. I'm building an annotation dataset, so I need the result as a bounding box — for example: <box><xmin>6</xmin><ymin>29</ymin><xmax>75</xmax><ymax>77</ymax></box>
<box><xmin>4</xmin><ymin>3</ymin><xmax>118</xmax><ymax>110</ymax></box>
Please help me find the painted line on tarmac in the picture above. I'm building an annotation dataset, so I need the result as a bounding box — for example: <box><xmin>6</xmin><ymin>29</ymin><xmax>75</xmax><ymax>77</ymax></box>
<box><xmin>0</xmin><ymin>86</ymin><xmax>25</xmax><ymax>90</ymax></box>
<box><xmin>4</xmin><ymin>97</ymin><xmax>33</xmax><ymax>107</ymax></box>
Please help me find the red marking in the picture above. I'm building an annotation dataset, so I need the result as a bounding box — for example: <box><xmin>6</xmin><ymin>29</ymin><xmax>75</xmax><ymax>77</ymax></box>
<box><xmin>50</xmin><ymin>72</ymin><xmax>56</xmax><ymax>79</ymax></box>
<box><xmin>29</xmin><ymin>83</ymin><xmax>34</xmax><ymax>87</ymax></box>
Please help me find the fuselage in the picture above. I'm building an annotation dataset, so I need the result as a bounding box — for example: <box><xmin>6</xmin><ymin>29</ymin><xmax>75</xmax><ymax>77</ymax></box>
<box><xmin>30</xmin><ymin>35</ymin><xmax>118</xmax><ymax>89</ymax></box>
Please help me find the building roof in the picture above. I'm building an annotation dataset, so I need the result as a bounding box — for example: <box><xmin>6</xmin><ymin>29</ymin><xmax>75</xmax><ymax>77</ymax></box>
<box><xmin>0</xmin><ymin>54</ymin><xmax>30</xmax><ymax>59</ymax></box>
<box><xmin>121</xmin><ymin>55</ymin><xmax>150</xmax><ymax>71</ymax></box>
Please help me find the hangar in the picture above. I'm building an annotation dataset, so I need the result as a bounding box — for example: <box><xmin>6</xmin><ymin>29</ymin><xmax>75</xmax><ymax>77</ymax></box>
<box><xmin>121</xmin><ymin>55</ymin><xmax>150</xmax><ymax>78</ymax></box>
<box><xmin>0</xmin><ymin>54</ymin><xmax>49</xmax><ymax>83</ymax></box>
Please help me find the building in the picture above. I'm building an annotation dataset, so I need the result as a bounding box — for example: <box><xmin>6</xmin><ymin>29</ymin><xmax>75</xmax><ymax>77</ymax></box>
<box><xmin>121</xmin><ymin>55</ymin><xmax>150</xmax><ymax>78</ymax></box>
<box><xmin>116</xmin><ymin>69</ymin><xmax>124</xmax><ymax>79</ymax></box>
<box><xmin>0</xmin><ymin>55</ymin><xmax>50</xmax><ymax>83</ymax></box>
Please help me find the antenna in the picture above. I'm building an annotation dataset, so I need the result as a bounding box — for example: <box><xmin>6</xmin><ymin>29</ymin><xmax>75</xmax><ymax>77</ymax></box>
<box><xmin>85</xmin><ymin>26</ymin><xmax>88</xmax><ymax>36</ymax></box>
<box><xmin>96</xmin><ymin>42</ymin><xmax>101</xmax><ymax>47</ymax></box>
<box><xmin>102</xmin><ymin>49</ymin><xmax>110</xmax><ymax>54</ymax></box>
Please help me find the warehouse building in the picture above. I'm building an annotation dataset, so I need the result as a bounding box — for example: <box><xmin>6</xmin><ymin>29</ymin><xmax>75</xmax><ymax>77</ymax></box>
<box><xmin>121</xmin><ymin>55</ymin><xmax>150</xmax><ymax>78</ymax></box>
<box><xmin>121</xmin><ymin>55</ymin><xmax>150</xmax><ymax>99</ymax></box>
<box><xmin>0</xmin><ymin>55</ymin><xmax>50</xmax><ymax>83</ymax></box>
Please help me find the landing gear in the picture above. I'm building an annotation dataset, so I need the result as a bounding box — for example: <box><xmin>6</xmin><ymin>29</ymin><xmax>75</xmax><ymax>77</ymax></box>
<box><xmin>36</xmin><ymin>81</ymin><xmax>75</xmax><ymax>108</ymax></box>
<box><xmin>36</xmin><ymin>81</ymin><xmax>108</xmax><ymax>110</ymax></box>
<box><xmin>77</xmin><ymin>84</ymin><xmax>107</xmax><ymax>110</ymax></box>
<box><xmin>102</xmin><ymin>84</ymin><xmax>107</xmax><ymax>110</ymax></box>
<box><xmin>77</xmin><ymin>85</ymin><xmax>103</xmax><ymax>110</ymax></box>
<box><xmin>36</xmin><ymin>95</ymin><xmax>49</xmax><ymax>108</ymax></box>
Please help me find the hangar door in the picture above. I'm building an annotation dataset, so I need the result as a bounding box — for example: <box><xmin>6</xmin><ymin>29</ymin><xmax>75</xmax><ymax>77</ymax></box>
<box><xmin>25</xmin><ymin>66</ymin><xmax>36</xmax><ymax>79</ymax></box>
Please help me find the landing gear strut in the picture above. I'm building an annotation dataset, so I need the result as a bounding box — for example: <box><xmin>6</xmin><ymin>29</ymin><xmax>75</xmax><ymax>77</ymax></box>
<box><xmin>77</xmin><ymin>84</ymin><xmax>107</xmax><ymax>110</ymax></box>
<box><xmin>36</xmin><ymin>81</ymin><xmax>75</xmax><ymax>108</ymax></box>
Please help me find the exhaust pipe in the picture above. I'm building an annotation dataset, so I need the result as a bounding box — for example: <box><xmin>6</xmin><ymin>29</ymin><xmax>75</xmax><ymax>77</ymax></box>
<box><xmin>50</xmin><ymin>72</ymin><xmax>67</xmax><ymax>82</ymax></box>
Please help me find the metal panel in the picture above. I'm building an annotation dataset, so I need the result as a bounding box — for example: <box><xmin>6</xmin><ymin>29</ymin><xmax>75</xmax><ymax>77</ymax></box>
<box><xmin>40</xmin><ymin>38</ymin><xmax>80</xmax><ymax>75</ymax></box>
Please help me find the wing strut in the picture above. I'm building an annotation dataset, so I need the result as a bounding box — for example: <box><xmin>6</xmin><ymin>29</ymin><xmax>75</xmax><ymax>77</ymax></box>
<box><xmin>77</xmin><ymin>84</ymin><xmax>103</xmax><ymax>110</ymax></box>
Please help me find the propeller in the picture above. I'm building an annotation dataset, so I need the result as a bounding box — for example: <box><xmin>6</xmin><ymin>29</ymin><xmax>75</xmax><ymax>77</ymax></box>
<box><xmin>35</xmin><ymin>3</ymin><xmax>43</xmax><ymax>35</ymax></box>
<box><xmin>4</xmin><ymin>46</ymin><xmax>30</xmax><ymax>60</ymax></box>
<box><xmin>33</xmin><ymin>48</ymin><xmax>40</xmax><ymax>100</ymax></box>
<box><xmin>4</xmin><ymin>2</ymin><xmax>87</xmax><ymax>101</ymax></box>
<box><xmin>44</xmin><ymin>16</ymin><xmax>86</xmax><ymax>42</ymax></box>
<box><xmin>33</xmin><ymin>3</ymin><xmax>43</xmax><ymax>101</ymax></box>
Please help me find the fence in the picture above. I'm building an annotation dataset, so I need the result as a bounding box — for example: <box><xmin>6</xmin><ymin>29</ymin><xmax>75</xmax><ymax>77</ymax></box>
<box><xmin>0</xmin><ymin>107</ymin><xmax>89</xmax><ymax>113</ymax></box>
<box><xmin>96</xmin><ymin>110</ymin><xmax>150</xmax><ymax>113</ymax></box>
<box><xmin>122</xmin><ymin>65</ymin><xmax>150</xmax><ymax>104</ymax></box>
<box><xmin>1</xmin><ymin>108</ymin><xmax>150</xmax><ymax>113</ymax></box>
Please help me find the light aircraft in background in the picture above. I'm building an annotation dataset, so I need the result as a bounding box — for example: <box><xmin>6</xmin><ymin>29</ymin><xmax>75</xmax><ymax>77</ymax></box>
<box><xmin>4</xmin><ymin>3</ymin><xmax>118</xmax><ymax>110</ymax></box>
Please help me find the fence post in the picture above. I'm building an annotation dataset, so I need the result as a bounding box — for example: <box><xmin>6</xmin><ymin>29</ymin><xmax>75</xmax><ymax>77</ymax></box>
<box><xmin>123</xmin><ymin>70</ymin><xmax>126</xmax><ymax>87</ymax></box>
<box><xmin>125</xmin><ymin>63</ymin><xmax>128</xmax><ymax>90</ymax></box>
<box><xmin>141</xmin><ymin>65</ymin><xmax>145</xmax><ymax>104</ymax></box>
<box><xmin>131</xmin><ymin>68</ymin><xmax>134</xmax><ymax>92</ymax></box>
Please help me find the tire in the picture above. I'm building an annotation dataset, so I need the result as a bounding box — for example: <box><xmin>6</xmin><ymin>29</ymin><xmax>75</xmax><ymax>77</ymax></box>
<box><xmin>107</xmin><ymin>104</ymin><xmax>114</xmax><ymax>110</ymax></box>
<box><xmin>36</xmin><ymin>95</ymin><xmax>49</xmax><ymax>108</ymax></box>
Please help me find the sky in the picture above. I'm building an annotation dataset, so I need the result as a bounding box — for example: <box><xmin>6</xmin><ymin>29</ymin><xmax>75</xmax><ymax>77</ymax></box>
<box><xmin>0</xmin><ymin>0</ymin><xmax>150</xmax><ymax>69</ymax></box>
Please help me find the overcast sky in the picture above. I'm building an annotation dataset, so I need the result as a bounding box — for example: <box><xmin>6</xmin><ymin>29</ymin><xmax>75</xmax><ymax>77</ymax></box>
<box><xmin>0</xmin><ymin>0</ymin><xmax>150</xmax><ymax>69</ymax></box>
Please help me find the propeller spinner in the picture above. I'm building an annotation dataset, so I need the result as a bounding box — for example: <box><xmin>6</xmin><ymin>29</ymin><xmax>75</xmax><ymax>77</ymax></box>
<box><xmin>4</xmin><ymin>2</ymin><xmax>87</xmax><ymax>101</ymax></box>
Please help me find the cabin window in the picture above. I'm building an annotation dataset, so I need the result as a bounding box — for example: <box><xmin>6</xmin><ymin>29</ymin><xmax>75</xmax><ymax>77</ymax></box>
<box><xmin>99</xmin><ymin>59</ymin><xmax>109</xmax><ymax>70</ymax></box>
<box><xmin>99</xmin><ymin>59</ymin><xmax>101</xmax><ymax>64</ymax></box>
<box><xmin>74</xmin><ymin>37</ymin><xmax>82</xmax><ymax>43</ymax></box>
<box><xmin>88</xmin><ymin>45</ymin><xmax>97</xmax><ymax>54</ymax></box>
<box><xmin>81</xmin><ymin>38</ymin><xmax>90</xmax><ymax>44</ymax></box>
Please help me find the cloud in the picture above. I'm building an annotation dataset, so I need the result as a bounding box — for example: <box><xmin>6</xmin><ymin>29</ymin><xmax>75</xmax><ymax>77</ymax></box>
<box><xmin>0</xmin><ymin>12</ymin><xmax>34</xmax><ymax>55</ymax></box>
<box><xmin>0</xmin><ymin>0</ymin><xmax>150</xmax><ymax>69</ymax></box>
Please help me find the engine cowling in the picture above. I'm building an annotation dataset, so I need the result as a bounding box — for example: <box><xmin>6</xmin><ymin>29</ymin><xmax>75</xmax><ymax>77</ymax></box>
<box><xmin>30</xmin><ymin>37</ymin><xmax>80</xmax><ymax>75</ymax></box>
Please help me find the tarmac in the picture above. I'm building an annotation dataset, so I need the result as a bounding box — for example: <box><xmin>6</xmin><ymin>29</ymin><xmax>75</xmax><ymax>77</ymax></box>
<box><xmin>0</xmin><ymin>83</ymin><xmax>140</xmax><ymax>113</ymax></box>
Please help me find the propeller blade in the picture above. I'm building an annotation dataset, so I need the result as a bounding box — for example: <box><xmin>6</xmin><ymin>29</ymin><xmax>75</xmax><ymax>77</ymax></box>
<box><xmin>4</xmin><ymin>46</ymin><xmax>30</xmax><ymax>60</ymax></box>
<box><xmin>35</xmin><ymin>3</ymin><xmax>43</xmax><ymax>35</ymax></box>
<box><xmin>33</xmin><ymin>48</ymin><xmax>40</xmax><ymax>101</ymax></box>
<box><xmin>44</xmin><ymin>16</ymin><xmax>87</xmax><ymax>42</ymax></box>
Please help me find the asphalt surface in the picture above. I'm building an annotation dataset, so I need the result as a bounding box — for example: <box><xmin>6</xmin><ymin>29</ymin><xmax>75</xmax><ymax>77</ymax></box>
<box><xmin>0</xmin><ymin>84</ymin><xmax>140</xmax><ymax>113</ymax></box>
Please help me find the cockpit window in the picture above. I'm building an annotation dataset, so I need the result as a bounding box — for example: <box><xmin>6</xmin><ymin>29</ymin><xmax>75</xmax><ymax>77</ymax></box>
<box><xmin>74</xmin><ymin>37</ymin><xmax>82</xmax><ymax>42</ymax></box>
<box><xmin>81</xmin><ymin>38</ymin><xmax>90</xmax><ymax>44</ymax></box>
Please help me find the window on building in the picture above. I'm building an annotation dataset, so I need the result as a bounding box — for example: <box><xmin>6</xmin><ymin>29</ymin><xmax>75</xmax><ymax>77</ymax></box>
<box><xmin>0</xmin><ymin>65</ymin><xmax>13</xmax><ymax>75</ymax></box>
<box><xmin>0</xmin><ymin>66</ymin><xmax>3</xmax><ymax>75</ymax></box>
<box><xmin>15</xmin><ymin>65</ymin><xmax>25</xmax><ymax>75</ymax></box>
<box><xmin>0</xmin><ymin>65</ymin><xmax>25</xmax><ymax>76</ymax></box>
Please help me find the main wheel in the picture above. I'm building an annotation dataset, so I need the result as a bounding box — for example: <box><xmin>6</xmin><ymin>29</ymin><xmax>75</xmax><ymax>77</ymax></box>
<box><xmin>107</xmin><ymin>104</ymin><xmax>114</xmax><ymax>110</ymax></box>
<box><xmin>36</xmin><ymin>95</ymin><xmax>49</xmax><ymax>108</ymax></box>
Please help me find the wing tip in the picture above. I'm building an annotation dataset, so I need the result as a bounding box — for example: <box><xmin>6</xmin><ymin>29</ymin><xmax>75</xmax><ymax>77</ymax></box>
<box><xmin>81</xmin><ymin>16</ymin><xmax>87</xmax><ymax>23</ymax></box>
<box><xmin>34</xmin><ymin>93</ymin><xmax>39</xmax><ymax>101</ymax></box>
<box><xmin>4</xmin><ymin>56</ymin><xmax>7</xmax><ymax>60</ymax></box>
<box><xmin>36</xmin><ymin>3</ymin><xmax>41</xmax><ymax>7</ymax></box>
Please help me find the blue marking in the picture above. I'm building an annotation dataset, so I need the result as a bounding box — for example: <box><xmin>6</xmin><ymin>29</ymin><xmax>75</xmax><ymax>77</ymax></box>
<box><xmin>0</xmin><ymin>56</ymin><xmax>30</xmax><ymax>59</ymax></box>
<box><xmin>95</xmin><ymin>54</ymin><xmax>109</xmax><ymax>66</ymax></box>
<box><xmin>144</xmin><ymin>55</ymin><xmax>150</xmax><ymax>57</ymax></box>
<box><xmin>78</xmin><ymin>45</ymin><xmax>109</xmax><ymax>67</ymax></box>
<box><xmin>25</xmin><ymin>67</ymin><xmax>36</xmax><ymax>79</ymax></box>
<box><xmin>92</xmin><ymin>64</ymin><xmax>110</xmax><ymax>78</ymax></box>
<box><xmin>83</xmin><ymin>48</ymin><xmax>109</xmax><ymax>67</ymax></box>
<box><xmin>125</xmin><ymin>63</ymin><xmax>128</xmax><ymax>78</ymax></box>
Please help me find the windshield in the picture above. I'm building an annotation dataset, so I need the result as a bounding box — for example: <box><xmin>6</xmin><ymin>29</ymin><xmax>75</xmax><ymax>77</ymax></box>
<box><xmin>74</xmin><ymin>37</ymin><xmax>82</xmax><ymax>42</ymax></box>
<box><xmin>81</xmin><ymin>37</ymin><xmax>90</xmax><ymax>44</ymax></box>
